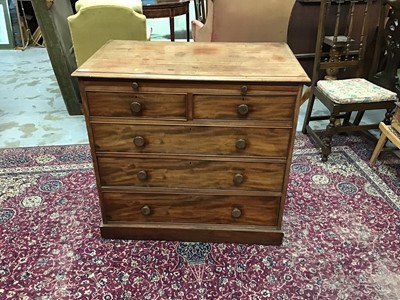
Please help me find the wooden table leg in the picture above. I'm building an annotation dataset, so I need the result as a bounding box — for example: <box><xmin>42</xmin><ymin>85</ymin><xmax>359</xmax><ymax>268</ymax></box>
<box><xmin>186</xmin><ymin>11</ymin><xmax>190</xmax><ymax>41</ymax></box>
<box><xmin>169</xmin><ymin>17</ymin><xmax>175</xmax><ymax>41</ymax></box>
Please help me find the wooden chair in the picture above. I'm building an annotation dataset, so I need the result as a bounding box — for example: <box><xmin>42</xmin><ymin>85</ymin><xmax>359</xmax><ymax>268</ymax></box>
<box><xmin>302</xmin><ymin>0</ymin><xmax>399</xmax><ymax>161</ymax></box>
<box><xmin>191</xmin><ymin>0</ymin><xmax>296</xmax><ymax>42</ymax></box>
<box><xmin>370</xmin><ymin>1</ymin><xmax>400</xmax><ymax>164</ymax></box>
<box><xmin>370</xmin><ymin>102</ymin><xmax>400</xmax><ymax>164</ymax></box>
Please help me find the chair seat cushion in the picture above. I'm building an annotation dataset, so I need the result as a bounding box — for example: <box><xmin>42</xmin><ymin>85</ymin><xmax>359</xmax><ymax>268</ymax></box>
<box><xmin>317</xmin><ymin>78</ymin><xmax>397</xmax><ymax>104</ymax></box>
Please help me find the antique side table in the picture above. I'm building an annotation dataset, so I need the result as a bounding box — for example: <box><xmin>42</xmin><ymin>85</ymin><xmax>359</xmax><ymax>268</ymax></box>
<box><xmin>142</xmin><ymin>0</ymin><xmax>190</xmax><ymax>41</ymax></box>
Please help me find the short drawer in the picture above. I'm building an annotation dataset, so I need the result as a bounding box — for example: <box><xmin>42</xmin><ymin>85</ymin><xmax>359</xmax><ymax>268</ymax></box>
<box><xmin>92</xmin><ymin>124</ymin><xmax>291</xmax><ymax>157</ymax></box>
<box><xmin>86</xmin><ymin>91</ymin><xmax>187</xmax><ymax>119</ymax></box>
<box><xmin>97</xmin><ymin>157</ymin><xmax>286</xmax><ymax>191</ymax></box>
<box><xmin>193</xmin><ymin>94</ymin><xmax>295</xmax><ymax>121</ymax></box>
<box><xmin>102</xmin><ymin>192</ymin><xmax>281</xmax><ymax>226</ymax></box>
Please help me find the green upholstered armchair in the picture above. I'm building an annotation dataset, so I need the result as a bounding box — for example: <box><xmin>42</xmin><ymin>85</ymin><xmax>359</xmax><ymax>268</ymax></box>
<box><xmin>191</xmin><ymin>0</ymin><xmax>295</xmax><ymax>42</ymax></box>
<box><xmin>68</xmin><ymin>0</ymin><xmax>150</xmax><ymax>67</ymax></box>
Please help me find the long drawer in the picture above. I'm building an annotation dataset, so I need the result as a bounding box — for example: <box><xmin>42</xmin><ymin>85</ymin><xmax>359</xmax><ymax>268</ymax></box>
<box><xmin>102</xmin><ymin>192</ymin><xmax>281</xmax><ymax>226</ymax></box>
<box><xmin>91</xmin><ymin>123</ymin><xmax>291</xmax><ymax>157</ymax></box>
<box><xmin>97</xmin><ymin>157</ymin><xmax>286</xmax><ymax>191</ymax></box>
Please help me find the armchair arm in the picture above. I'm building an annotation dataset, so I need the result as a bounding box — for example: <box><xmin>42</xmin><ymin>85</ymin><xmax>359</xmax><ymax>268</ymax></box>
<box><xmin>191</xmin><ymin>20</ymin><xmax>205</xmax><ymax>41</ymax></box>
<box><xmin>192</xmin><ymin>0</ymin><xmax>214</xmax><ymax>42</ymax></box>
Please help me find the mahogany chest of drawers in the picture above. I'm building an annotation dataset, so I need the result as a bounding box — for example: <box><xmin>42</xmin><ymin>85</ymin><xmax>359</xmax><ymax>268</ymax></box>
<box><xmin>73</xmin><ymin>40</ymin><xmax>309</xmax><ymax>245</ymax></box>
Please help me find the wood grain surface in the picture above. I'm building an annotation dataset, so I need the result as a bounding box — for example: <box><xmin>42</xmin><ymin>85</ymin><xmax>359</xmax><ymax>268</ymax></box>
<box><xmin>91</xmin><ymin>123</ymin><xmax>291</xmax><ymax>157</ymax></box>
<box><xmin>97</xmin><ymin>157</ymin><xmax>285</xmax><ymax>191</ymax></box>
<box><xmin>73</xmin><ymin>41</ymin><xmax>310</xmax><ymax>83</ymax></box>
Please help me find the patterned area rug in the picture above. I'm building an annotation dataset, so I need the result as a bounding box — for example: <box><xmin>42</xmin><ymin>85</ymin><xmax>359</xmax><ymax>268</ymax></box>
<box><xmin>0</xmin><ymin>134</ymin><xmax>399</xmax><ymax>300</ymax></box>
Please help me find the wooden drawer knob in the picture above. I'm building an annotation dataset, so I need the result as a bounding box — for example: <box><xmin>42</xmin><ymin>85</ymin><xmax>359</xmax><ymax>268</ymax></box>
<box><xmin>133</xmin><ymin>136</ymin><xmax>145</xmax><ymax>147</ymax></box>
<box><xmin>132</xmin><ymin>82</ymin><xmax>139</xmax><ymax>91</ymax></box>
<box><xmin>231</xmin><ymin>207</ymin><xmax>242</xmax><ymax>218</ymax></box>
<box><xmin>237</xmin><ymin>104</ymin><xmax>249</xmax><ymax>116</ymax></box>
<box><xmin>141</xmin><ymin>205</ymin><xmax>151</xmax><ymax>216</ymax></box>
<box><xmin>235</xmin><ymin>139</ymin><xmax>247</xmax><ymax>150</ymax></box>
<box><xmin>137</xmin><ymin>170</ymin><xmax>148</xmax><ymax>181</ymax></box>
<box><xmin>130</xmin><ymin>101</ymin><xmax>142</xmax><ymax>115</ymax></box>
<box><xmin>233</xmin><ymin>173</ymin><xmax>244</xmax><ymax>185</ymax></box>
<box><xmin>240</xmin><ymin>85</ymin><xmax>248</xmax><ymax>96</ymax></box>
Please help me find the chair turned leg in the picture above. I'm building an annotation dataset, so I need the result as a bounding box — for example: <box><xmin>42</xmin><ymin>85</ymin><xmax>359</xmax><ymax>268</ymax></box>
<box><xmin>302</xmin><ymin>93</ymin><xmax>316</xmax><ymax>134</ymax></box>
<box><xmin>370</xmin><ymin>132</ymin><xmax>388</xmax><ymax>164</ymax></box>
<box><xmin>321</xmin><ymin>113</ymin><xmax>337</xmax><ymax>161</ymax></box>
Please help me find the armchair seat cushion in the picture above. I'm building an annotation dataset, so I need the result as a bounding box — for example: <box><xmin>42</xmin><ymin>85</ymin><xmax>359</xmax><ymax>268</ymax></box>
<box><xmin>317</xmin><ymin>78</ymin><xmax>397</xmax><ymax>104</ymax></box>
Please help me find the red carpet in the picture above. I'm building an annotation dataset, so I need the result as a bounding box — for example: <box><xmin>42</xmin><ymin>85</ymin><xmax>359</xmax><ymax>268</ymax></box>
<box><xmin>0</xmin><ymin>134</ymin><xmax>399</xmax><ymax>299</ymax></box>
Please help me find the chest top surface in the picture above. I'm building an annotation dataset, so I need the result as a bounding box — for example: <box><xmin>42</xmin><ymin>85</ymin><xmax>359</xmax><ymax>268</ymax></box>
<box><xmin>72</xmin><ymin>40</ymin><xmax>310</xmax><ymax>83</ymax></box>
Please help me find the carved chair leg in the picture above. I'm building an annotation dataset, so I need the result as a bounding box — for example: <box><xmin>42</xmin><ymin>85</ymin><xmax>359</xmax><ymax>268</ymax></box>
<box><xmin>321</xmin><ymin>113</ymin><xmax>338</xmax><ymax>161</ymax></box>
<box><xmin>383</xmin><ymin>108</ymin><xmax>394</xmax><ymax>125</ymax></box>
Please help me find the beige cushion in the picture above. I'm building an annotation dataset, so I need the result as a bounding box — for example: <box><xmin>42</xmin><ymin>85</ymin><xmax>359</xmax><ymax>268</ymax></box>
<box><xmin>317</xmin><ymin>78</ymin><xmax>398</xmax><ymax>104</ymax></box>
